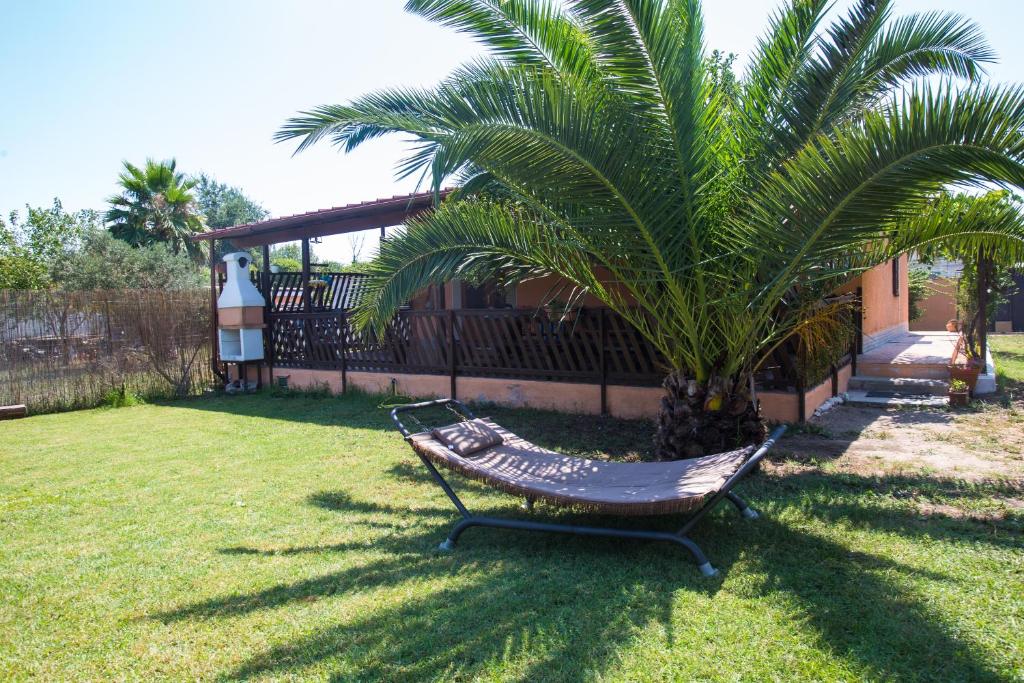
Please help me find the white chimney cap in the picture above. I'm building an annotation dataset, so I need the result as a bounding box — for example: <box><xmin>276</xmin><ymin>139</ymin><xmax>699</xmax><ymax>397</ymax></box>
<box><xmin>217</xmin><ymin>251</ymin><xmax>265</xmax><ymax>309</ymax></box>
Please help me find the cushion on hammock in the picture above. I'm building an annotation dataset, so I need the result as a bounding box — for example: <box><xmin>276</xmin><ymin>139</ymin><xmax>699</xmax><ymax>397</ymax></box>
<box><xmin>432</xmin><ymin>419</ymin><xmax>504</xmax><ymax>456</ymax></box>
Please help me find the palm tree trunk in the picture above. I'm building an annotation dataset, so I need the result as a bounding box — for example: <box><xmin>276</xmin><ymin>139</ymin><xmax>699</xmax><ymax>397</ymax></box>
<box><xmin>654</xmin><ymin>371</ymin><xmax>765</xmax><ymax>460</ymax></box>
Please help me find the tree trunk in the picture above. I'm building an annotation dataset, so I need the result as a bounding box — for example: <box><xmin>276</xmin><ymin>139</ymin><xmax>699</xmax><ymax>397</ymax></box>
<box><xmin>654</xmin><ymin>370</ymin><xmax>765</xmax><ymax>460</ymax></box>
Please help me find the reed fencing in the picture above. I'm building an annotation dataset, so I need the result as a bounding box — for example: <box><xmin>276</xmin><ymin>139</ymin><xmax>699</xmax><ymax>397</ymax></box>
<box><xmin>0</xmin><ymin>289</ymin><xmax>215</xmax><ymax>413</ymax></box>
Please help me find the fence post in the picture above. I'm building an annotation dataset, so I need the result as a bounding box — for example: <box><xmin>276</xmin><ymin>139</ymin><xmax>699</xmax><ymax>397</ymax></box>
<box><xmin>103</xmin><ymin>298</ymin><xmax>114</xmax><ymax>354</ymax></box>
<box><xmin>340</xmin><ymin>310</ymin><xmax>348</xmax><ymax>394</ymax></box>
<box><xmin>300</xmin><ymin>239</ymin><xmax>312</xmax><ymax>313</ymax></box>
<box><xmin>599</xmin><ymin>308</ymin><xmax>608</xmax><ymax>415</ymax></box>
<box><xmin>261</xmin><ymin>245</ymin><xmax>273</xmax><ymax>388</ymax></box>
<box><xmin>797</xmin><ymin>375</ymin><xmax>806</xmax><ymax>422</ymax></box>
<box><xmin>854</xmin><ymin>286</ymin><xmax>864</xmax><ymax>356</ymax></box>
<box><xmin>796</xmin><ymin>338</ymin><xmax>807</xmax><ymax>422</ymax></box>
<box><xmin>978</xmin><ymin>246</ymin><xmax>989</xmax><ymax>363</ymax></box>
<box><xmin>208</xmin><ymin>239</ymin><xmax>225</xmax><ymax>383</ymax></box>
<box><xmin>448</xmin><ymin>309</ymin><xmax>457</xmax><ymax>399</ymax></box>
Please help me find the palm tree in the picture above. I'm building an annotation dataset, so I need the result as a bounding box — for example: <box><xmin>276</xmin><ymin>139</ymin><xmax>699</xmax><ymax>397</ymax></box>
<box><xmin>278</xmin><ymin>0</ymin><xmax>1024</xmax><ymax>458</ymax></box>
<box><xmin>106</xmin><ymin>159</ymin><xmax>206</xmax><ymax>261</ymax></box>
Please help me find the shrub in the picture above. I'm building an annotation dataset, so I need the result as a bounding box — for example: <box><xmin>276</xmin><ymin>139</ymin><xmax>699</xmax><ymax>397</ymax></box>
<box><xmin>949</xmin><ymin>379</ymin><xmax>969</xmax><ymax>392</ymax></box>
<box><xmin>102</xmin><ymin>385</ymin><xmax>145</xmax><ymax>408</ymax></box>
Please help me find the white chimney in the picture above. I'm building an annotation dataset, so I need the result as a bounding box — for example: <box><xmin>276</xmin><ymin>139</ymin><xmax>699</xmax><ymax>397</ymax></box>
<box><xmin>217</xmin><ymin>252</ymin><xmax>265</xmax><ymax>362</ymax></box>
<box><xmin>218</xmin><ymin>252</ymin><xmax>265</xmax><ymax>309</ymax></box>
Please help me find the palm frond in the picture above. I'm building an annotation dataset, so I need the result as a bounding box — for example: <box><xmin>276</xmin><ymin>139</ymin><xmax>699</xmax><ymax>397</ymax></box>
<box><xmin>864</xmin><ymin>11</ymin><xmax>994</xmax><ymax>85</ymax></box>
<box><xmin>285</xmin><ymin>0</ymin><xmax>1024</xmax><ymax>391</ymax></box>
<box><xmin>737</xmin><ymin>81</ymin><xmax>1024</xmax><ymax>335</ymax></box>
<box><xmin>740</xmin><ymin>0</ymin><xmax>830</xmax><ymax>161</ymax></box>
<box><xmin>405</xmin><ymin>0</ymin><xmax>598</xmax><ymax>81</ymax></box>
<box><xmin>356</xmin><ymin>200</ymin><xmax>595</xmax><ymax>330</ymax></box>
<box><xmin>773</xmin><ymin>1</ymin><xmax>996</xmax><ymax>157</ymax></box>
<box><xmin>890</xmin><ymin>192</ymin><xmax>1024</xmax><ymax>266</ymax></box>
<box><xmin>783</xmin><ymin>0</ymin><xmax>893</xmax><ymax>148</ymax></box>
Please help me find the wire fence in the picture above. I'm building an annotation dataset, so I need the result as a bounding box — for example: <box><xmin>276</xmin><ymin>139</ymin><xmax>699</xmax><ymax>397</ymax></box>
<box><xmin>0</xmin><ymin>289</ymin><xmax>216</xmax><ymax>413</ymax></box>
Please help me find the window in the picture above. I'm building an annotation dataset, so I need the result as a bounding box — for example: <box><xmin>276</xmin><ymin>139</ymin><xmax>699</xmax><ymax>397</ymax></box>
<box><xmin>464</xmin><ymin>281</ymin><xmax>510</xmax><ymax>309</ymax></box>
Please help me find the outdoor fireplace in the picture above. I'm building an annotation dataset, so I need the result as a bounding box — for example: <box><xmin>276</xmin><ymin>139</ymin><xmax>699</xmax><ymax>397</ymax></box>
<box><xmin>216</xmin><ymin>252</ymin><xmax>265</xmax><ymax>363</ymax></box>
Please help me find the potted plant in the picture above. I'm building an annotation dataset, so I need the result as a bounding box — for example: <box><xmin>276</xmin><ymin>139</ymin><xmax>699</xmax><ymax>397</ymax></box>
<box><xmin>542</xmin><ymin>298</ymin><xmax>578</xmax><ymax>324</ymax></box>
<box><xmin>949</xmin><ymin>314</ymin><xmax>986</xmax><ymax>391</ymax></box>
<box><xmin>947</xmin><ymin>280</ymin><xmax>988</xmax><ymax>391</ymax></box>
<box><xmin>948</xmin><ymin>355</ymin><xmax>983</xmax><ymax>390</ymax></box>
<box><xmin>945</xmin><ymin>318</ymin><xmax>959</xmax><ymax>333</ymax></box>
<box><xmin>948</xmin><ymin>378</ymin><xmax>970</xmax><ymax>407</ymax></box>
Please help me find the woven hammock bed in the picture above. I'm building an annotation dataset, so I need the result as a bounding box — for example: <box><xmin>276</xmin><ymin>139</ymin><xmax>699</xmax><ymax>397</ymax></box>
<box><xmin>391</xmin><ymin>399</ymin><xmax>786</xmax><ymax>576</ymax></box>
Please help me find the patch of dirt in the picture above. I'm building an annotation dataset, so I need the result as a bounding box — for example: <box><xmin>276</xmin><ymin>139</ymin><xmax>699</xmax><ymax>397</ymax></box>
<box><xmin>779</xmin><ymin>404</ymin><xmax>1024</xmax><ymax>482</ymax></box>
<box><xmin>769</xmin><ymin>403</ymin><xmax>1024</xmax><ymax>524</ymax></box>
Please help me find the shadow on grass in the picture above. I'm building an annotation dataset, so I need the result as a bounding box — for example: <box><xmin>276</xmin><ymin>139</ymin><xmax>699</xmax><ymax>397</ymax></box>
<box><xmin>157</xmin><ymin>389</ymin><xmax>1020</xmax><ymax>679</ymax></box>
<box><xmin>171</xmin><ymin>391</ymin><xmax>659</xmax><ymax>460</ymax></box>
<box><xmin>778</xmin><ymin>405</ymin><xmax>962</xmax><ymax>465</ymax></box>
<box><xmin>152</xmin><ymin>474</ymin><xmax>1013</xmax><ymax>682</ymax></box>
<box><xmin>757</xmin><ymin>469</ymin><xmax>1024</xmax><ymax>546</ymax></box>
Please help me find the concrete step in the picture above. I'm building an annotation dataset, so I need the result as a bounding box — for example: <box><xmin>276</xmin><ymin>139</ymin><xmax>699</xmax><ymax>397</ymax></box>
<box><xmin>847</xmin><ymin>375</ymin><xmax>950</xmax><ymax>396</ymax></box>
<box><xmin>845</xmin><ymin>390</ymin><xmax>948</xmax><ymax>408</ymax></box>
<box><xmin>856</xmin><ymin>361</ymin><xmax>949</xmax><ymax>380</ymax></box>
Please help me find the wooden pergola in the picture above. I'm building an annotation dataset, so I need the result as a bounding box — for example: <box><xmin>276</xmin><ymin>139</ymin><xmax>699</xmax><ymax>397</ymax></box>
<box><xmin>195</xmin><ymin>191</ymin><xmax>444</xmax><ymax>251</ymax></box>
<box><xmin>194</xmin><ymin>190</ymin><xmax>446</xmax><ymax>383</ymax></box>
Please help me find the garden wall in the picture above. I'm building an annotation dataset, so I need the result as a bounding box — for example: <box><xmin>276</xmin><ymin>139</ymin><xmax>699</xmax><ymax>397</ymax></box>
<box><xmin>263</xmin><ymin>365</ymin><xmax>850</xmax><ymax>424</ymax></box>
<box><xmin>910</xmin><ymin>277</ymin><xmax>958</xmax><ymax>331</ymax></box>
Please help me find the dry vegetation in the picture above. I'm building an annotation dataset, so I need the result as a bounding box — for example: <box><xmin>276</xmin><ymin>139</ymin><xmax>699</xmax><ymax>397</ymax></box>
<box><xmin>776</xmin><ymin>335</ymin><xmax>1024</xmax><ymax>524</ymax></box>
<box><xmin>0</xmin><ymin>288</ymin><xmax>215</xmax><ymax>412</ymax></box>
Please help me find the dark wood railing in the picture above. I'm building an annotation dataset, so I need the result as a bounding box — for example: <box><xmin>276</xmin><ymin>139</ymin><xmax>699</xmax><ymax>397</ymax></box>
<box><xmin>216</xmin><ymin>271</ymin><xmax>370</xmax><ymax>313</ymax></box>
<box><xmin>267</xmin><ymin>302</ymin><xmax>855</xmax><ymax>397</ymax></box>
<box><xmin>218</xmin><ymin>269</ymin><xmax>855</xmax><ymax>400</ymax></box>
<box><xmin>270</xmin><ymin>307</ymin><xmax>667</xmax><ymax>387</ymax></box>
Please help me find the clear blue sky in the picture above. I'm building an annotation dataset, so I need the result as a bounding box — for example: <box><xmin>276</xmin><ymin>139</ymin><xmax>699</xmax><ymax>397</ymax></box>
<box><xmin>1</xmin><ymin>0</ymin><xmax>1021</xmax><ymax>263</ymax></box>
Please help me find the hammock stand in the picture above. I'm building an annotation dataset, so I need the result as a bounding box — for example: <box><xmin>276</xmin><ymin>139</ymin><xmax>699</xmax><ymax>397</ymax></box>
<box><xmin>391</xmin><ymin>398</ymin><xmax>786</xmax><ymax>576</ymax></box>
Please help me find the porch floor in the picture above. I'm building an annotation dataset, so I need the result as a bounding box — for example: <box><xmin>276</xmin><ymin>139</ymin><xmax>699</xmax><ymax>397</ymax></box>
<box><xmin>856</xmin><ymin>332</ymin><xmax>957</xmax><ymax>380</ymax></box>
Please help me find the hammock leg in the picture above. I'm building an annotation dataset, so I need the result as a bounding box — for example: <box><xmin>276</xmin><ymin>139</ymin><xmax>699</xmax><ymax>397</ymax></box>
<box><xmin>438</xmin><ymin>517</ymin><xmax>477</xmax><ymax>552</ymax></box>
<box><xmin>672</xmin><ymin>535</ymin><xmax>718</xmax><ymax>577</ymax></box>
<box><xmin>726</xmin><ymin>492</ymin><xmax>759</xmax><ymax>519</ymax></box>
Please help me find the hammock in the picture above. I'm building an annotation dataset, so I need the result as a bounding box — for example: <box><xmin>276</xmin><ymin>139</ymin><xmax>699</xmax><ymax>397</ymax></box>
<box><xmin>391</xmin><ymin>399</ymin><xmax>786</xmax><ymax>576</ymax></box>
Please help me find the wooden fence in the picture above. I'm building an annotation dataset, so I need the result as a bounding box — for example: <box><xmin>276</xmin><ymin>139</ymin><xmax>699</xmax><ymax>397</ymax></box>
<box><xmin>269</xmin><ymin>308</ymin><xmax>666</xmax><ymax>387</ymax></box>
<box><xmin>216</xmin><ymin>270</ymin><xmax>370</xmax><ymax>312</ymax></box>
<box><xmin>0</xmin><ymin>289</ymin><xmax>215</xmax><ymax>413</ymax></box>
<box><xmin>265</xmin><ymin>305</ymin><xmax>854</xmax><ymax>395</ymax></box>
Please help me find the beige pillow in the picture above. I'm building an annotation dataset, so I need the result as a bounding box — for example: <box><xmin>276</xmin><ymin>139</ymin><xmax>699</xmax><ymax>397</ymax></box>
<box><xmin>432</xmin><ymin>419</ymin><xmax>503</xmax><ymax>456</ymax></box>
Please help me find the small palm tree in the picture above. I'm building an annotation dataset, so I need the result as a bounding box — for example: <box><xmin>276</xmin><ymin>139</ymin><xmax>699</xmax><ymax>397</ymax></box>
<box><xmin>106</xmin><ymin>159</ymin><xmax>206</xmax><ymax>261</ymax></box>
<box><xmin>279</xmin><ymin>0</ymin><xmax>1024</xmax><ymax>458</ymax></box>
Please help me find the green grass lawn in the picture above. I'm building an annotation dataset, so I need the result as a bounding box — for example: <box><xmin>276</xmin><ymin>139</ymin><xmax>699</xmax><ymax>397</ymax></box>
<box><xmin>2</xmin><ymin>358</ymin><xmax>1023</xmax><ymax>681</ymax></box>
<box><xmin>993</xmin><ymin>333</ymin><xmax>1024</xmax><ymax>397</ymax></box>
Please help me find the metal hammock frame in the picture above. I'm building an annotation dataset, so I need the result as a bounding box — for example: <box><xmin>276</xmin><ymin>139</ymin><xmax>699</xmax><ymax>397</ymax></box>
<box><xmin>391</xmin><ymin>398</ymin><xmax>786</xmax><ymax>576</ymax></box>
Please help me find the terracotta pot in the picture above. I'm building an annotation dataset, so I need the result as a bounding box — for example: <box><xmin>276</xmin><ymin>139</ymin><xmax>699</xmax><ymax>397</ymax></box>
<box><xmin>948</xmin><ymin>390</ymin><xmax>969</xmax><ymax>407</ymax></box>
<box><xmin>948</xmin><ymin>364</ymin><xmax>981</xmax><ymax>392</ymax></box>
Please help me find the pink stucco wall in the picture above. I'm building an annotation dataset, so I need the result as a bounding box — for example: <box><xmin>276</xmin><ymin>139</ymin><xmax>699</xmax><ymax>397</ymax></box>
<box><xmin>274</xmin><ymin>366</ymin><xmax>850</xmax><ymax>424</ymax></box>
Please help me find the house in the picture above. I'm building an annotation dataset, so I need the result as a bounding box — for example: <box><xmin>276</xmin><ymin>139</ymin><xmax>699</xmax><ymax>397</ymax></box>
<box><xmin>196</xmin><ymin>191</ymin><xmax>920</xmax><ymax>422</ymax></box>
